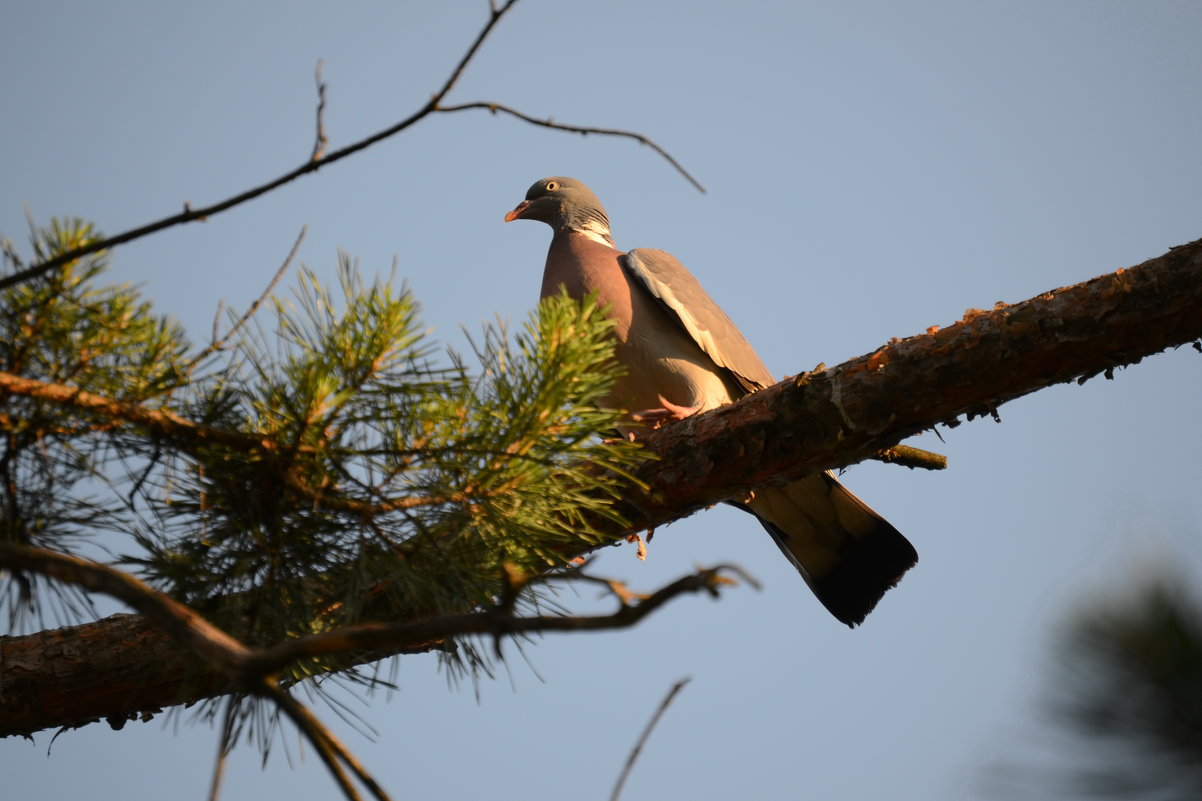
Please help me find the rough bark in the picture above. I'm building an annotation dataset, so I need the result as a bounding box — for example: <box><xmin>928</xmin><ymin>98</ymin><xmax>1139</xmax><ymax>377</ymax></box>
<box><xmin>2</xmin><ymin>237</ymin><xmax>1200</xmax><ymax>738</ymax></box>
<box><xmin>621</xmin><ymin>237</ymin><xmax>1202</xmax><ymax>523</ymax></box>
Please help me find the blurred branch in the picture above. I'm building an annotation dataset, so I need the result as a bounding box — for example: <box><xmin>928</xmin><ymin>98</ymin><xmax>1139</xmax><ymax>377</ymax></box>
<box><xmin>610</xmin><ymin>678</ymin><xmax>692</xmax><ymax>801</ymax></box>
<box><xmin>996</xmin><ymin>571</ymin><xmax>1202</xmax><ymax>799</ymax></box>
<box><xmin>261</xmin><ymin>679</ymin><xmax>392</xmax><ymax>801</ymax></box>
<box><xmin>0</xmin><ymin>0</ymin><xmax>699</xmax><ymax>290</ymax></box>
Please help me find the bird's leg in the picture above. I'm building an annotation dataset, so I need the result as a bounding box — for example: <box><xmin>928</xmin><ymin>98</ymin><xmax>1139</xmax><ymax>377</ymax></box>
<box><xmin>630</xmin><ymin>395</ymin><xmax>701</xmax><ymax>427</ymax></box>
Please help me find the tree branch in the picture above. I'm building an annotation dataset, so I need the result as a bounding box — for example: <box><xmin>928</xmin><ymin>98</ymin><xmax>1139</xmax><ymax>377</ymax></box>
<box><xmin>0</xmin><ymin>369</ymin><xmax>284</xmax><ymax>453</ymax></box>
<box><xmin>260</xmin><ymin>678</ymin><xmax>391</xmax><ymax>801</ymax></box>
<box><xmin>0</xmin><ymin>0</ymin><xmax>698</xmax><ymax>291</ymax></box>
<box><xmin>435</xmin><ymin>101</ymin><xmax>706</xmax><ymax>193</ymax></box>
<box><xmin>238</xmin><ymin>566</ymin><xmax>742</xmax><ymax>679</ymax></box>
<box><xmin>0</xmin><ymin>544</ymin><xmax>250</xmax><ymax>678</ymax></box>
<box><xmin>609</xmin><ymin>237</ymin><xmax>1202</xmax><ymax>530</ymax></box>
<box><xmin>2</xmin><ymin>237</ymin><xmax>1200</xmax><ymax>736</ymax></box>
<box><xmin>0</xmin><ymin>1</ymin><xmax>521</xmax><ymax>290</ymax></box>
<box><xmin>0</xmin><ymin>543</ymin><xmax>741</xmax><ymax>738</ymax></box>
<box><xmin>0</xmin><ymin>544</ymin><xmax>393</xmax><ymax>801</ymax></box>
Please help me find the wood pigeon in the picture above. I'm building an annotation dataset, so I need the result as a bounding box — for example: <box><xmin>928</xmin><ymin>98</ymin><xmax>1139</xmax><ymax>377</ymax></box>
<box><xmin>504</xmin><ymin>176</ymin><xmax>917</xmax><ymax>626</ymax></box>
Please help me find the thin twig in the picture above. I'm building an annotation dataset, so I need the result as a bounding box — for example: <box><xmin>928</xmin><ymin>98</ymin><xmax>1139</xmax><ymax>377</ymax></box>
<box><xmin>1</xmin><ymin>0</ymin><xmax>702</xmax><ymax>290</ymax></box>
<box><xmin>0</xmin><ymin>0</ymin><xmax>524</xmax><ymax>291</ymax></box>
<box><xmin>437</xmin><ymin>100</ymin><xmax>706</xmax><ymax>193</ymax></box>
<box><xmin>609</xmin><ymin>678</ymin><xmax>692</xmax><ymax>801</ymax></box>
<box><xmin>311</xmin><ymin>61</ymin><xmax>329</xmax><ymax>162</ymax></box>
<box><xmin>259</xmin><ymin>679</ymin><xmax>393</xmax><ymax>801</ymax></box>
<box><xmin>557</xmin><ymin>570</ymin><xmax>650</xmax><ymax>604</ymax></box>
<box><xmin>1</xmin><ymin>236</ymin><xmax>23</xmax><ymax>269</ymax></box>
<box><xmin>243</xmin><ymin>566</ymin><xmax>749</xmax><ymax>677</ymax></box>
<box><xmin>185</xmin><ymin>226</ymin><xmax>306</xmax><ymax>373</ymax></box>
<box><xmin>207</xmin><ymin>696</ymin><xmax>240</xmax><ymax>801</ymax></box>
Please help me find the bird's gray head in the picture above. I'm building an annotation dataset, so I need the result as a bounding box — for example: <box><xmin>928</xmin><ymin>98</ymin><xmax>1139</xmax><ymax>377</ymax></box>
<box><xmin>504</xmin><ymin>176</ymin><xmax>613</xmax><ymax>243</ymax></box>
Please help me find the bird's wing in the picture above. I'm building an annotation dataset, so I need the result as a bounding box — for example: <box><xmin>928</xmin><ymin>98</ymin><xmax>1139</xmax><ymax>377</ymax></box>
<box><xmin>621</xmin><ymin>248</ymin><xmax>774</xmax><ymax>392</ymax></box>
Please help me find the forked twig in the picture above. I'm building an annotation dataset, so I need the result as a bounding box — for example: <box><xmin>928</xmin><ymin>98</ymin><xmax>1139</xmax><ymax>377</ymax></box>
<box><xmin>0</xmin><ymin>0</ymin><xmax>699</xmax><ymax>290</ymax></box>
<box><xmin>0</xmin><ymin>2</ymin><xmax>519</xmax><ymax>290</ymax></box>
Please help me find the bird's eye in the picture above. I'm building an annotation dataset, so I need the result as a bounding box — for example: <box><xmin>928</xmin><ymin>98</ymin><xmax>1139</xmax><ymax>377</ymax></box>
<box><xmin>545</xmin><ymin>180</ymin><xmax>559</xmax><ymax>191</ymax></box>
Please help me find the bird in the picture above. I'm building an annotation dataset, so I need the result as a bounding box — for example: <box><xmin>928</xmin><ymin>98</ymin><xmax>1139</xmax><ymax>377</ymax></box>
<box><xmin>504</xmin><ymin>176</ymin><xmax>917</xmax><ymax>626</ymax></box>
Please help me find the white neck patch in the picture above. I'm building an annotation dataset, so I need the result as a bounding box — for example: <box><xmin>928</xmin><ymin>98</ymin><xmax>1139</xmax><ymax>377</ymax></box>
<box><xmin>574</xmin><ymin>218</ymin><xmax>615</xmax><ymax>247</ymax></box>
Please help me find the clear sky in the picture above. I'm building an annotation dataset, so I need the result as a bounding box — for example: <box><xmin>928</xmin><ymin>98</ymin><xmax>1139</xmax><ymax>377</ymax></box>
<box><xmin>4</xmin><ymin>2</ymin><xmax>1202</xmax><ymax>799</ymax></box>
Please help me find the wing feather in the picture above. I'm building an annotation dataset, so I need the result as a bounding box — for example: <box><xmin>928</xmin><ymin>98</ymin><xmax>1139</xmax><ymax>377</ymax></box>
<box><xmin>621</xmin><ymin>248</ymin><xmax>774</xmax><ymax>392</ymax></box>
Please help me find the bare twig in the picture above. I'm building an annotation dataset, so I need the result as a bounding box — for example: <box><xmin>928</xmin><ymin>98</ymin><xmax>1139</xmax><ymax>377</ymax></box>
<box><xmin>1</xmin><ymin>542</ymin><xmax>745</xmax><ymax>775</ymax></box>
<box><xmin>311</xmin><ymin>61</ymin><xmax>329</xmax><ymax>162</ymax></box>
<box><xmin>556</xmin><ymin>569</ymin><xmax>651</xmax><ymax>604</ymax></box>
<box><xmin>0</xmin><ymin>1</ymin><xmax>521</xmax><ymax>291</ymax></box>
<box><xmin>436</xmin><ymin>100</ymin><xmax>706</xmax><ymax>193</ymax></box>
<box><xmin>260</xmin><ymin>679</ymin><xmax>391</xmax><ymax>801</ymax></box>
<box><xmin>0</xmin><ymin>0</ymin><xmax>697</xmax><ymax>292</ymax></box>
<box><xmin>207</xmin><ymin>697</ymin><xmax>239</xmax><ymax>801</ymax></box>
<box><xmin>610</xmin><ymin>678</ymin><xmax>692</xmax><ymax>801</ymax></box>
<box><xmin>185</xmin><ymin>226</ymin><xmax>306</xmax><ymax>373</ymax></box>
<box><xmin>242</xmin><ymin>565</ymin><xmax>747</xmax><ymax>677</ymax></box>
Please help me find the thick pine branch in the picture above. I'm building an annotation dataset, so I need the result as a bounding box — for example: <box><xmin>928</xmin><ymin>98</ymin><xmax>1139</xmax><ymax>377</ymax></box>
<box><xmin>616</xmin><ymin>237</ymin><xmax>1202</xmax><ymax>526</ymax></box>
<box><xmin>2</xmin><ymin>237</ymin><xmax>1200</xmax><ymax>737</ymax></box>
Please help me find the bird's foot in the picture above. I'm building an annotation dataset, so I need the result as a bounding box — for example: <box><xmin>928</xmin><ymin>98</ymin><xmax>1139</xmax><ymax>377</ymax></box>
<box><xmin>631</xmin><ymin>395</ymin><xmax>701</xmax><ymax>427</ymax></box>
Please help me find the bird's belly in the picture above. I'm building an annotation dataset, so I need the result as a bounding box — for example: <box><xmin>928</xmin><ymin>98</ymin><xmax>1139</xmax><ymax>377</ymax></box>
<box><xmin>608</xmin><ymin>335</ymin><xmax>737</xmax><ymax>415</ymax></box>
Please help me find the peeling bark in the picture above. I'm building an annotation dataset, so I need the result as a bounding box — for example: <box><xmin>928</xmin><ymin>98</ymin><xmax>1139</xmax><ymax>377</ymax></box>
<box><xmin>3</xmin><ymin>237</ymin><xmax>1200</xmax><ymax>738</ymax></box>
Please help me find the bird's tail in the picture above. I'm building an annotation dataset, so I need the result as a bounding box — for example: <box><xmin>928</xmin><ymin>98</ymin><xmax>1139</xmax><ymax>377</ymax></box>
<box><xmin>741</xmin><ymin>472</ymin><xmax>917</xmax><ymax>627</ymax></box>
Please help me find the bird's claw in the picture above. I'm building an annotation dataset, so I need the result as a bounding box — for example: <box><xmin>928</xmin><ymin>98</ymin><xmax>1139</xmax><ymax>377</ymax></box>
<box><xmin>631</xmin><ymin>395</ymin><xmax>700</xmax><ymax>427</ymax></box>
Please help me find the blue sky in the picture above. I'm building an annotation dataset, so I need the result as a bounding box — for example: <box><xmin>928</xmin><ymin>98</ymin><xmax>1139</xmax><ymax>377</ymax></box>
<box><xmin>3</xmin><ymin>2</ymin><xmax>1202</xmax><ymax>799</ymax></box>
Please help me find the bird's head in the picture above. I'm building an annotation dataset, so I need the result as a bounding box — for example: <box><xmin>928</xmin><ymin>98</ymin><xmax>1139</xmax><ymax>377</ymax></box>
<box><xmin>504</xmin><ymin>177</ymin><xmax>612</xmax><ymax>241</ymax></box>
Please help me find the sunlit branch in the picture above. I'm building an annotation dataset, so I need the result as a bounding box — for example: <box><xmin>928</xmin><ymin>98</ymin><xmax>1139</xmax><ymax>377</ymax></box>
<box><xmin>0</xmin><ymin>544</ymin><xmax>250</xmax><ymax>676</ymax></box>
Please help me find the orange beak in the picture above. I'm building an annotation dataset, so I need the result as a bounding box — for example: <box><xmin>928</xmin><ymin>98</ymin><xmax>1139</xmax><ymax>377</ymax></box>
<box><xmin>503</xmin><ymin>200</ymin><xmax>531</xmax><ymax>222</ymax></box>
